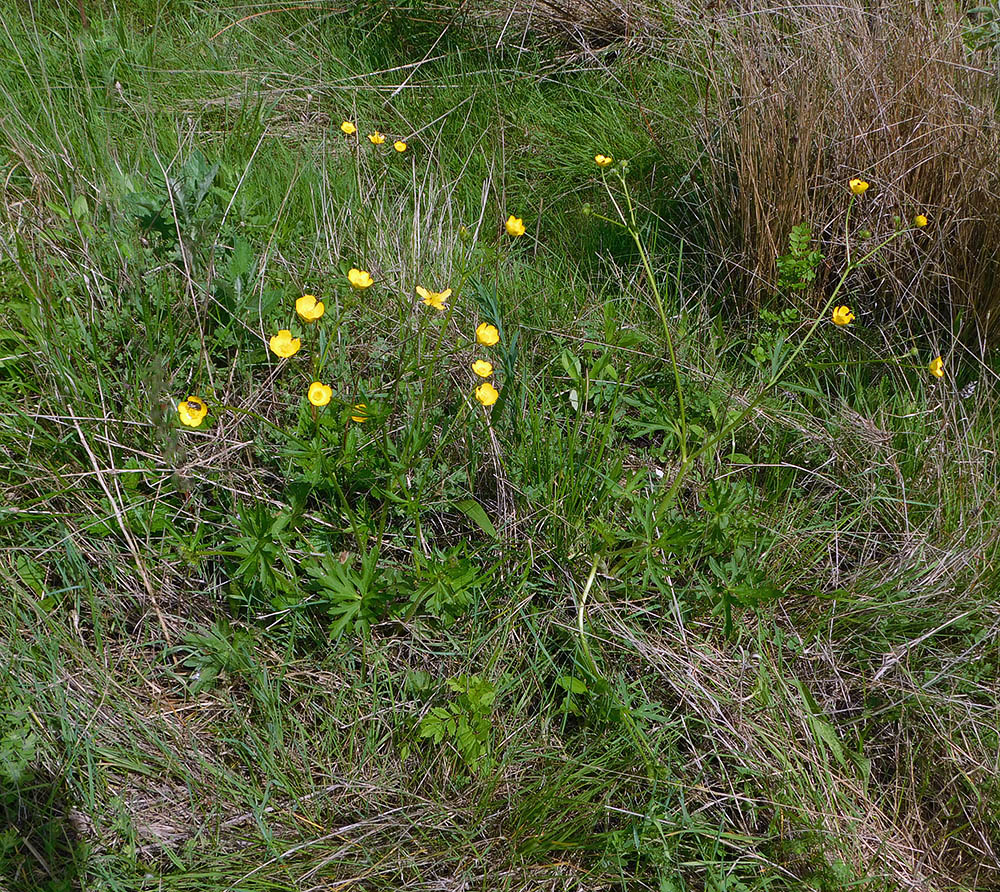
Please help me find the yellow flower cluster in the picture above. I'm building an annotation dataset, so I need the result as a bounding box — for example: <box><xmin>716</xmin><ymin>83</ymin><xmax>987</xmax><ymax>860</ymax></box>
<box><xmin>472</xmin><ymin>322</ymin><xmax>501</xmax><ymax>406</ymax></box>
<box><xmin>342</xmin><ymin>120</ymin><xmax>408</xmax><ymax>154</ymax></box>
<box><xmin>827</xmin><ymin>180</ymin><xmax>943</xmax><ymax>381</ymax></box>
<box><xmin>257</xmin><ymin>282</ymin><xmax>374</xmax><ymax>423</ymax></box>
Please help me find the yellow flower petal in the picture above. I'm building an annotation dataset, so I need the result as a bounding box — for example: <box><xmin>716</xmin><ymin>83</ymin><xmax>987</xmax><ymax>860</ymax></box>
<box><xmin>341</xmin><ymin>121</ymin><xmax>357</xmax><ymax>135</ymax></box>
<box><xmin>177</xmin><ymin>395</ymin><xmax>208</xmax><ymax>428</ymax></box>
<box><xmin>308</xmin><ymin>382</ymin><xmax>333</xmax><ymax>407</ymax></box>
<box><xmin>369</xmin><ymin>131</ymin><xmax>385</xmax><ymax>144</ymax></box>
<box><xmin>929</xmin><ymin>356</ymin><xmax>944</xmax><ymax>378</ymax></box>
<box><xmin>417</xmin><ymin>286</ymin><xmax>450</xmax><ymax>310</ymax></box>
<box><xmin>269</xmin><ymin>329</ymin><xmax>302</xmax><ymax>358</ymax></box>
<box><xmin>914</xmin><ymin>214</ymin><xmax>928</xmax><ymax>228</ymax></box>
<box><xmin>595</xmin><ymin>154</ymin><xmax>613</xmax><ymax>168</ymax></box>
<box><xmin>475</xmin><ymin>382</ymin><xmax>499</xmax><ymax>407</ymax></box>
<box><xmin>393</xmin><ymin>140</ymin><xmax>407</xmax><ymax>152</ymax></box>
<box><xmin>849</xmin><ymin>178</ymin><xmax>869</xmax><ymax>195</ymax></box>
<box><xmin>351</xmin><ymin>403</ymin><xmax>369</xmax><ymax>423</ymax></box>
<box><xmin>348</xmin><ymin>268</ymin><xmax>374</xmax><ymax>289</ymax></box>
<box><xmin>296</xmin><ymin>294</ymin><xmax>325</xmax><ymax>321</ymax></box>
<box><xmin>505</xmin><ymin>215</ymin><xmax>525</xmax><ymax>237</ymax></box>
<box><xmin>472</xmin><ymin>359</ymin><xmax>493</xmax><ymax>378</ymax></box>
<box><xmin>476</xmin><ymin>322</ymin><xmax>499</xmax><ymax>346</ymax></box>
<box><xmin>832</xmin><ymin>305</ymin><xmax>855</xmax><ymax>326</ymax></box>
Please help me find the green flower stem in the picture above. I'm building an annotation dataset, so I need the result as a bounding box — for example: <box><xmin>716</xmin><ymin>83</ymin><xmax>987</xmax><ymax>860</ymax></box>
<box><xmin>607</xmin><ymin>170</ymin><xmax>688</xmax><ymax>464</ymax></box>
<box><xmin>653</xmin><ymin>222</ymin><xmax>914</xmax><ymax>526</ymax></box>
<box><xmin>772</xmin><ymin>226</ymin><xmax>911</xmax><ymax>386</ymax></box>
<box><xmin>576</xmin><ymin>553</ymin><xmax>658</xmax><ymax>776</ymax></box>
<box><xmin>409</xmin><ymin>293</ymin><xmax>462</xmax><ymax>460</ymax></box>
<box><xmin>845</xmin><ymin>193</ymin><xmax>855</xmax><ymax>267</ymax></box>
<box><xmin>327</xmin><ymin>460</ymin><xmax>368</xmax><ymax>553</ymax></box>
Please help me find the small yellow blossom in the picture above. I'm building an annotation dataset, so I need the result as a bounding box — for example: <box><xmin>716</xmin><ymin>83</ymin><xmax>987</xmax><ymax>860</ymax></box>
<box><xmin>369</xmin><ymin>131</ymin><xmax>386</xmax><ymax>145</ymax></box>
<box><xmin>177</xmin><ymin>395</ymin><xmax>208</xmax><ymax>428</ymax></box>
<box><xmin>849</xmin><ymin>178</ymin><xmax>869</xmax><ymax>196</ymax></box>
<box><xmin>296</xmin><ymin>293</ymin><xmax>325</xmax><ymax>321</ymax></box>
<box><xmin>308</xmin><ymin>382</ymin><xmax>333</xmax><ymax>407</ymax></box>
<box><xmin>476</xmin><ymin>322</ymin><xmax>499</xmax><ymax>346</ymax></box>
<box><xmin>915</xmin><ymin>214</ymin><xmax>928</xmax><ymax>228</ymax></box>
<box><xmin>475</xmin><ymin>382</ymin><xmax>499</xmax><ymax>407</ymax></box>
<box><xmin>595</xmin><ymin>154</ymin><xmax>613</xmax><ymax>168</ymax></box>
<box><xmin>417</xmin><ymin>286</ymin><xmax>451</xmax><ymax>311</ymax></box>
<box><xmin>505</xmin><ymin>215</ymin><xmax>525</xmax><ymax>237</ymax></box>
<box><xmin>341</xmin><ymin>121</ymin><xmax>357</xmax><ymax>135</ymax></box>
<box><xmin>472</xmin><ymin>359</ymin><xmax>493</xmax><ymax>377</ymax></box>
<box><xmin>351</xmin><ymin>403</ymin><xmax>369</xmax><ymax>423</ymax></box>
<box><xmin>393</xmin><ymin>140</ymin><xmax>407</xmax><ymax>153</ymax></box>
<box><xmin>832</xmin><ymin>305</ymin><xmax>855</xmax><ymax>326</ymax></box>
<box><xmin>929</xmin><ymin>356</ymin><xmax>944</xmax><ymax>378</ymax></box>
<box><xmin>348</xmin><ymin>268</ymin><xmax>374</xmax><ymax>289</ymax></box>
<box><xmin>269</xmin><ymin>329</ymin><xmax>301</xmax><ymax>358</ymax></box>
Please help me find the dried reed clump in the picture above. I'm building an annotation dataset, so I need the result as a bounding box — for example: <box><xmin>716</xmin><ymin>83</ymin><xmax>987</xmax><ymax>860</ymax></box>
<box><xmin>695</xmin><ymin>0</ymin><xmax>1000</xmax><ymax>328</ymax></box>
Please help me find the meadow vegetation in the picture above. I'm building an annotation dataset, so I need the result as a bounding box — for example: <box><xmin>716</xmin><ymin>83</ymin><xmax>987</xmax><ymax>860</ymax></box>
<box><xmin>1</xmin><ymin>1</ymin><xmax>999</xmax><ymax>889</ymax></box>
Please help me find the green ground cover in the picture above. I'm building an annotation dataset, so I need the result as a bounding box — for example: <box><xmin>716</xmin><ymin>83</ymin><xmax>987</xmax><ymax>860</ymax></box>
<box><xmin>1</xmin><ymin>2</ymin><xmax>998</xmax><ymax>890</ymax></box>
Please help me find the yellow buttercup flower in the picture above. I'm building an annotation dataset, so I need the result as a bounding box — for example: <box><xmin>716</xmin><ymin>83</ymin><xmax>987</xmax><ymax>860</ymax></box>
<box><xmin>351</xmin><ymin>403</ymin><xmax>369</xmax><ymax>423</ymax></box>
<box><xmin>341</xmin><ymin>121</ymin><xmax>357</xmax><ymax>135</ymax></box>
<box><xmin>393</xmin><ymin>140</ymin><xmax>407</xmax><ymax>153</ymax></box>
<box><xmin>369</xmin><ymin>131</ymin><xmax>386</xmax><ymax>145</ymax></box>
<box><xmin>832</xmin><ymin>305</ymin><xmax>855</xmax><ymax>326</ymax></box>
<box><xmin>475</xmin><ymin>382</ymin><xmax>499</xmax><ymax>407</ymax></box>
<box><xmin>914</xmin><ymin>214</ymin><xmax>928</xmax><ymax>228</ymax></box>
<box><xmin>348</xmin><ymin>268</ymin><xmax>374</xmax><ymax>289</ymax></box>
<box><xmin>296</xmin><ymin>293</ymin><xmax>325</xmax><ymax>321</ymax></box>
<box><xmin>269</xmin><ymin>329</ymin><xmax>301</xmax><ymax>358</ymax></box>
<box><xmin>929</xmin><ymin>356</ymin><xmax>944</xmax><ymax>378</ymax></box>
<box><xmin>595</xmin><ymin>154</ymin><xmax>613</xmax><ymax>168</ymax></box>
<box><xmin>417</xmin><ymin>286</ymin><xmax>451</xmax><ymax>311</ymax></box>
<box><xmin>472</xmin><ymin>359</ymin><xmax>493</xmax><ymax>378</ymax></box>
<box><xmin>505</xmin><ymin>215</ymin><xmax>525</xmax><ymax>237</ymax></box>
<box><xmin>177</xmin><ymin>395</ymin><xmax>208</xmax><ymax>428</ymax></box>
<box><xmin>476</xmin><ymin>322</ymin><xmax>499</xmax><ymax>346</ymax></box>
<box><xmin>849</xmin><ymin>178</ymin><xmax>869</xmax><ymax>195</ymax></box>
<box><xmin>308</xmin><ymin>381</ymin><xmax>333</xmax><ymax>407</ymax></box>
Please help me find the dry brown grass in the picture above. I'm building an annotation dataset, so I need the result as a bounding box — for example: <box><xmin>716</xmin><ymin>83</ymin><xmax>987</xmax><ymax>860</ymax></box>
<box><xmin>693</xmin><ymin>0</ymin><xmax>1000</xmax><ymax>327</ymax></box>
<box><xmin>489</xmin><ymin>0</ymin><xmax>1000</xmax><ymax>333</ymax></box>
